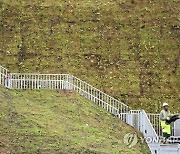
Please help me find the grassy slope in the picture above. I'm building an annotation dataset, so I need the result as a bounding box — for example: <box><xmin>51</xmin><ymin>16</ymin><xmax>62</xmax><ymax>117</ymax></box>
<box><xmin>0</xmin><ymin>86</ymin><xmax>149</xmax><ymax>154</ymax></box>
<box><xmin>0</xmin><ymin>0</ymin><xmax>179</xmax><ymax>113</ymax></box>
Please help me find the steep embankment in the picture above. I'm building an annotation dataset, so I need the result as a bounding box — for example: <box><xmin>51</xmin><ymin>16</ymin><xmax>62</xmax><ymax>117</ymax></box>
<box><xmin>0</xmin><ymin>0</ymin><xmax>179</xmax><ymax>113</ymax></box>
<box><xmin>0</xmin><ymin>86</ymin><xmax>149</xmax><ymax>153</ymax></box>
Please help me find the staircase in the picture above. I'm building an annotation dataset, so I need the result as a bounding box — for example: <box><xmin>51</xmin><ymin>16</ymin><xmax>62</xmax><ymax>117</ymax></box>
<box><xmin>0</xmin><ymin>65</ymin><xmax>180</xmax><ymax>154</ymax></box>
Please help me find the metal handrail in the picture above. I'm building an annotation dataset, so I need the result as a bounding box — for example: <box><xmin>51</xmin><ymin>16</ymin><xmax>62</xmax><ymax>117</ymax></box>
<box><xmin>70</xmin><ymin>75</ymin><xmax>129</xmax><ymax>113</ymax></box>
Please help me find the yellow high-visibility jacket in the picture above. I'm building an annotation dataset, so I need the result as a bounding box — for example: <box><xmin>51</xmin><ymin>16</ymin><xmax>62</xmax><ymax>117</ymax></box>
<box><xmin>160</xmin><ymin>110</ymin><xmax>171</xmax><ymax>134</ymax></box>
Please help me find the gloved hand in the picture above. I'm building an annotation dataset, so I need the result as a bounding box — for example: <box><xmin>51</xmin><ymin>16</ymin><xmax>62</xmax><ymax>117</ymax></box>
<box><xmin>166</xmin><ymin>117</ymin><xmax>170</xmax><ymax>121</ymax></box>
<box><xmin>165</xmin><ymin>116</ymin><xmax>171</xmax><ymax>125</ymax></box>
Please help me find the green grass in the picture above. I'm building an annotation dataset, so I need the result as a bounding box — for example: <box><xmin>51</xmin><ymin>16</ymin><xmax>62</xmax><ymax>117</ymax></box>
<box><xmin>0</xmin><ymin>0</ymin><xmax>179</xmax><ymax>113</ymax></box>
<box><xmin>0</xmin><ymin>86</ymin><xmax>149</xmax><ymax>154</ymax></box>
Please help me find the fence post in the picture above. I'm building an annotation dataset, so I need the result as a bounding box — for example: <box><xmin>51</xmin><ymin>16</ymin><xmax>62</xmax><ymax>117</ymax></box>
<box><xmin>70</xmin><ymin>75</ymin><xmax>74</xmax><ymax>90</ymax></box>
<box><xmin>65</xmin><ymin>75</ymin><xmax>73</xmax><ymax>90</ymax></box>
<box><xmin>127</xmin><ymin>111</ymin><xmax>132</xmax><ymax>126</ymax></box>
<box><xmin>7</xmin><ymin>73</ymin><xmax>12</xmax><ymax>89</ymax></box>
<box><xmin>139</xmin><ymin>110</ymin><xmax>144</xmax><ymax>133</ymax></box>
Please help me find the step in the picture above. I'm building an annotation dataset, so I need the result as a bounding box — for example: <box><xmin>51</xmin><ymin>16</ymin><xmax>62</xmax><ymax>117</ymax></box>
<box><xmin>150</xmin><ymin>143</ymin><xmax>180</xmax><ymax>154</ymax></box>
<box><xmin>159</xmin><ymin>144</ymin><xmax>180</xmax><ymax>154</ymax></box>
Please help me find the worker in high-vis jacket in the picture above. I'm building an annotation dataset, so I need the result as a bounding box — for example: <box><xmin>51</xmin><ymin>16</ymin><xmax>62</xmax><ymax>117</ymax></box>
<box><xmin>160</xmin><ymin>102</ymin><xmax>171</xmax><ymax>143</ymax></box>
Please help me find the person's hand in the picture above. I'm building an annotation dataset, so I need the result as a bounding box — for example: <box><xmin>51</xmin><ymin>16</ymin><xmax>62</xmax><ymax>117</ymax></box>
<box><xmin>166</xmin><ymin>117</ymin><xmax>170</xmax><ymax>120</ymax></box>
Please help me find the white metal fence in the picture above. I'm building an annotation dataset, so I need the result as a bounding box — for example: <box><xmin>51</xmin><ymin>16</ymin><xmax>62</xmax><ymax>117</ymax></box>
<box><xmin>1</xmin><ymin>68</ymin><xmax>179</xmax><ymax>137</ymax></box>
<box><xmin>118</xmin><ymin>110</ymin><xmax>160</xmax><ymax>154</ymax></box>
<box><xmin>148</xmin><ymin>113</ymin><xmax>180</xmax><ymax>137</ymax></box>
<box><xmin>127</xmin><ymin>110</ymin><xmax>142</xmax><ymax>130</ymax></box>
<box><xmin>70</xmin><ymin>75</ymin><xmax>129</xmax><ymax>114</ymax></box>
<box><xmin>7</xmin><ymin>73</ymin><xmax>128</xmax><ymax>114</ymax></box>
<box><xmin>0</xmin><ymin>65</ymin><xmax>180</xmax><ymax>154</ymax></box>
<box><xmin>119</xmin><ymin>110</ymin><xmax>180</xmax><ymax>154</ymax></box>
<box><xmin>10</xmin><ymin>73</ymin><xmax>70</xmax><ymax>90</ymax></box>
<box><xmin>141</xmin><ymin>110</ymin><xmax>161</xmax><ymax>154</ymax></box>
<box><xmin>148</xmin><ymin>113</ymin><xmax>162</xmax><ymax>137</ymax></box>
<box><xmin>119</xmin><ymin>110</ymin><xmax>159</xmax><ymax>138</ymax></box>
<box><xmin>0</xmin><ymin>66</ymin><xmax>9</xmax><ymax>88</ymax></box>
<box><xmin>141</xmin><ymin>110</ymin><xmax>159</xmax><ymax>138</ymax></box>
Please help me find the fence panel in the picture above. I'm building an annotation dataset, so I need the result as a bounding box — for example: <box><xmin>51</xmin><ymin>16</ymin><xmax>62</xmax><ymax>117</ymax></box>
<box><xmin>147</xmin><ymin>113</ymin><xmax>162</xmax><ymax>137</ymax></box>
<box><xmin>141</xmin><ymin>110</ymin><xmax>159</xmax><ymax>138</ymax></box>
<box><xmin>141</xmin><ymin>110</ymin><xmax>160</xmax><ymax>154</ymax></box>
<box><xmin>128</xmin><ymin>110</ymin><xmax>141</xmax><ymax>130</ymax></box>
<box><xmin>10</xmin><ymin>73</ymin><xmax>69</xmax><ymax>90</ymax></box>
<box><xmin>118</xmin><ymin>113</ymin><xmax>129</xmax><ymax>123</ymax></box>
